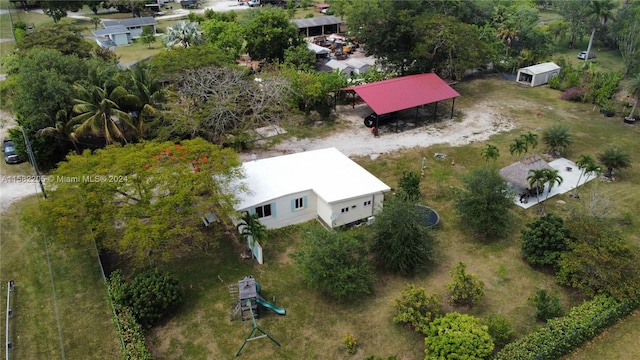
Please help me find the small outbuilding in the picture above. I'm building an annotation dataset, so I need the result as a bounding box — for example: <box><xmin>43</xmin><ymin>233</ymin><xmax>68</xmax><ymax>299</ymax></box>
<box><xmin>93</xmin><ymin>25</ymin><xmax>130</xmax><ymax>47</ymax></box>
<box><xmin>516</xmin><ymin>62</ymin><xmax>561</xmax><ymax>87</ymax></box>
<box><xmin>499</xmin><ymin>154</ymin><xmax>553</xmax><ymax>191</ymax></box>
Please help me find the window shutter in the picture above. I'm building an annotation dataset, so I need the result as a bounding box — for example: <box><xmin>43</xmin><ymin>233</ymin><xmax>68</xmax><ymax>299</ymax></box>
<box><xmin>272</xmin><ymin>203</ymin><xmax>277</xmax><ymax>217</ymax></box>
<box><xmin>249</xmin><ymin>208</ymin><xmax>255</xmax><ymax>215</ymax></box>
<box><xmin>291</xmin><ymin>199</ymin><xmax>295</xmax><ymax>212</ymax></box>
<box><xmin>303</xmin><ymin>195</ymin><xmax>308</xmax><ymax>208</ymax></box>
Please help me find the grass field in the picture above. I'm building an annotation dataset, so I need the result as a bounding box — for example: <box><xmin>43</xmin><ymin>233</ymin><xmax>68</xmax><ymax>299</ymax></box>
<box><xmin>0</xmin><ymin>197</ymin><xmax>122</xmax><ymax>359</ymax></box>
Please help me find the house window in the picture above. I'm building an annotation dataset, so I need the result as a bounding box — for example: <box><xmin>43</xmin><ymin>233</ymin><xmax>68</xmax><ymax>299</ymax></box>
<box><xmin>294</xmin><ymin>197</ymin><xmax>304</xmax><ymax>209</ymax></box>
<box><xmin>341</xmin><ymin>207</ymin><xmax>349</xmax><ymax>213</ymax></box>
<box><xmin>255</xmin><ymin>204</ymin><xmax>272</xmax><ymax>218</ymax></box>
<box><xmin>364</xmin><ymin>200</ymin><xmax>372</xmax><ymax>207</ymax></box>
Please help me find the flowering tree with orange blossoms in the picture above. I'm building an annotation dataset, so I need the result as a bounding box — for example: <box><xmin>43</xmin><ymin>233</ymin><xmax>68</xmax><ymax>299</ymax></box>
<box><xmin>33</xmin><ymin>138</ymin><xmax>245</xmax><ymax>267</ymax></box>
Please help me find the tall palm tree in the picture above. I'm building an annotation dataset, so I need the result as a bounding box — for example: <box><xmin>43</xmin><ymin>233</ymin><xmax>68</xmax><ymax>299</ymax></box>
<box><xmin>520</xmin><ymin>131</ymin><xmax>538</xmax><ymax>151</ymax></box>
<box><xmin>37</xmin><ymin>109</ymin><xmax>80</xmax><ymax>153</ymax></box>
<box><xmin>572</xmin><ymin>154</ymin><xmax>600</xmax><ymax>198</ymax></box>
<box><xmin>119</xmin><ymin>66</ymin><xmax>166</xmax><ymax>136</ymax></box>
<box><xmin>480</xmin><ymin>144</ymin><xmax>500</xmax><ymax>165</ymax></box>
<box><xmin>163</xmin><ymin>21</ymin><xmax>203</xmax><ymax>49</ymax></box>
<box><xmin>509</xmin><ymin>138</ymin><xmax>528</xmax><ymax>159</ymax></box>
<box><xmin>598</xmin><ymin>146</ymin><xmax>631</xmax><ymax>178</ymax></box>
<box><xmin>541</xmin><ymin>168</ymin><xmax>563</xmax><ymax>213</ymax></box>
<box><xmin>527</xmin><ymin>168</ymin><xmax>547</xmax><ymax>209</ymax></box>
<box><xmin>69</xmin><ymin>83</ymin><xmax>137</xmax><ymax>144</ymax></box>
<box><xmin>584</xmin><ymin>0</ymin><xmax>616</xmax><ymax>64</ymax></box>
<box><xmin>542</xmin><ymin>125</ymin><xmax>573</xmax><ymax>157</ymax></box>
<box><xmin>627</xmin><ymin>73</ymin><xmax>640</xmax><ymax>121</ymax></box>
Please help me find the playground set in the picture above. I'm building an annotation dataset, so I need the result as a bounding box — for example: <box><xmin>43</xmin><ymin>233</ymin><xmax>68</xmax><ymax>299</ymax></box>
<box><xmin>229</xmin><ymin>276</ymin><xmax>286</xmax><ymax>356</ymax></box>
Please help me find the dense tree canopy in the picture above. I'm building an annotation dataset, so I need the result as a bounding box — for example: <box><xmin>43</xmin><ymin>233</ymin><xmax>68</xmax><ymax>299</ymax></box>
<box><xmin>521</xmin><ymin>213</ymin><xmax>570</xmax><ymax>267</ymax></box>
<box><xmin>371</xmin><ymin>196</ymin><xmax>438</xmax><ymax>275</ymax></box>
<box><xmin>557</xmin><ymin>218</ymin><xmax>640</xmax><ymax>299</ymax></box>
<box><xmin>32</xmin><ymin>138</ymin><xmax>245</xmax><ymax>267</ymax></box>
<box><xmin>454</xmin><ymin>167</ymin><xmax>514</xmax><ymax>239</ymax></box>
<box><xmin>244</xmin><ymin>9</ymin><xmax>300</xmax><ymax>62</ymax></box>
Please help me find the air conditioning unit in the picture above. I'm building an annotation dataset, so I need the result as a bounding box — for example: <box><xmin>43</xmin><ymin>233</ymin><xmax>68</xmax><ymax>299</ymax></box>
<box><xmin>367</xmin><ymin>216</ymin><xmax>375</xmax><ymax>225</ymax></box>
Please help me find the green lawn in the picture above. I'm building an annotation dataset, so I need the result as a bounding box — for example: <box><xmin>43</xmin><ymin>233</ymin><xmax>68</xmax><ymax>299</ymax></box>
<box><xmin>0</xmin><ymin>197</ymin><xmax>122</xmax><ymax>359</ymax></box>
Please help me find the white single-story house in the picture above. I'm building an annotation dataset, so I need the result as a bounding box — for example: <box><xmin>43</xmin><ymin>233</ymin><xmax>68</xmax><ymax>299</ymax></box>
<box><xmin>516</xmin><ymin>62</ymin><xmax>561</xmax><ymax>87</ymax></box>
<box><xmin>102</xmin><ymin>16</ymin><xmax>157</xmax><ymax>39</ymax></box>
<box><xmin>235</xmin><ymin>147</ymin><xmax>391</xmax><ymax>229</ymax></box>
<box><xmin>93</xmin><ymin>25</ymin><xmax>130</xmax><ymax>47</ymax></box>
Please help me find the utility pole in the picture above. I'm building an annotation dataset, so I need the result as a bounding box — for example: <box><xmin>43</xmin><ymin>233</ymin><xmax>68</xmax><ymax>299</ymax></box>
<box><xmin>20</xmin><ymin>127</ymin><xmax>47</xmax><ymax>199</ymax></box>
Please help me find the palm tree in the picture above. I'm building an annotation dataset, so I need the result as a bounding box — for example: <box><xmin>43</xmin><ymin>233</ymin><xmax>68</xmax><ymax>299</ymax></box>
<box><xmin>509</xmin><ymin>138</ymin><xmax>528</xmax><ymax>159</ymax></box>
<box><xmin>37</xmin><ymin>109</ymin><xmax>80</xmax><ymax>153</ymax></box>
<box><xmin>520</xmin><ymin>131</ymin><xmax>538</xmax><ymax>151</ymax></box>
<box><xmin>626</xmin><ymin>73</ymin><xmax>640</xmax><ymax>121</ymax></box>
<box><xmin>541</xmin><ymin>168</ymin><xmax>563</xmax><ymax>213</ymax></box>
<box><xmin>584</xmin><ymin>0</ymin><xmax>615</xmax><ymax>65</ymax></box>
<box><xmin>480</xmin><ymin>144</ymin><xmax>500</xmax><ymax>164</ymax></box>
<box><xmin>527</xmin><ymin>168</ymin><xmax>547</xmax><ymax>209</ymax></box>
<box><xmin>598</xmin><ymin>146</ymin><xmax>631</xmax><ymax>179</ymax></box>
<box><xmin>69</xmin><ymin>83</ymin><xmax>137</xmax><ymax>144</ymax></box>
<box><xmin>237</xmin><ymin>212</ymin><xmax>268</xmax><ymax>248</ymax></box>
<box><xmin>572</xmin><ymin>154</ymin><xmax>600</xmax><ymax>198</ymax></box>
<box><xmin>163</xmin><ymin>21</ymin><xmax>203</xmax><ymax>48</ymax></box>
<box><xmin>542</xmin><ymin>125</ymin><xmax>573</xmax><ymax>157</ymax></box>
<box><xmin>119</xmin><ymin>66</ymin><xmax>166</xmax><ymax>136</ymax></box>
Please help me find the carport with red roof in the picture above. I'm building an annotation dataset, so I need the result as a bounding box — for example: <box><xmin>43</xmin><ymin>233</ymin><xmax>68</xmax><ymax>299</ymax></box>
<box><xmin>342</xmin><ymin>73</ymin><xmax>460</xmax><ymax>134</ymax></box>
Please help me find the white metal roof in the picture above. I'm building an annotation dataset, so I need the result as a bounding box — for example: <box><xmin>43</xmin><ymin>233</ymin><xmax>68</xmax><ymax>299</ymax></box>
<box><xmin>518</xmin><ymin>62</ymin><xmax>560</xmax><ymax>75</ymax></box>
<box><xmin>307</xmin><ymin>42</ymin><xmax>331</xmax><ymax>55</ymax></box>
<box><xmin>235</xmin><ymin>148</ymin><xmax>391</xmax><ymax>210</ymax></box>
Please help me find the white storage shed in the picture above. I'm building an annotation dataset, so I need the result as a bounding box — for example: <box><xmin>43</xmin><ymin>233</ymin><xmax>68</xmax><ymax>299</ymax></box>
<box><xmin>516</xmin><ymin>62</ymin><xmax>561</xmax><ymax>87</ymax></box>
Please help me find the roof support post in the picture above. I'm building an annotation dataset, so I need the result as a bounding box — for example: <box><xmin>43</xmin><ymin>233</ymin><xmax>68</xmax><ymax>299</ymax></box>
<box><xmin>433</xmin><ymin>102</ymin><xmax>438</xmax><ymax>122</ymax></box>
<box><xmin>450</xmin><ymin>98</ymin><xmax>455</xmax><ymax>119</ymax></box>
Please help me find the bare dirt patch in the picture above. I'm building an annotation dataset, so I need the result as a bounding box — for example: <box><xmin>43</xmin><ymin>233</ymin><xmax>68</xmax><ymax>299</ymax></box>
<box><xmin>241</xmin><ymin>100</ymin><xmax>515</xmax><ymax>161</ymax></box>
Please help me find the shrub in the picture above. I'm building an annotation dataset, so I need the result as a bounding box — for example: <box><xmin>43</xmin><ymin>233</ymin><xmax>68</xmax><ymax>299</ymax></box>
<box><xmin>107</xmin><ymin>271</ymin><xmax>153</xmax><ymax>360</ymax></box>
<box><xmin>447</xmin><ymin>262</ymin><xmax>485</xmax><ymax>308</ymax></box>
<box><xmin>454</xmin><ymin>167</ymin><xmax>514</xmax><ymax>239</ymax></box>
<box><xmin>495</xmin><ymin>295</ymin><xmax>640</xmax><ymax>360</ymax></box>
<box><xmin>292</xmin><ymin>226</ymin><xmax>375</xmax><ymax>301</ymax></box>
<box><xmin>424</xmin><ymin>313</ymin><xmax>494</xmax><ymax>360</ymax></box>
<box><xmin>529</xmin><ymin>288</ymin><xmax>563</xmax><ymax>322</ymax></box>
<box><xmin>520</xmin><ymin>213</ymin><xmax>569</xmax><ymax>267</ymax></box>
<box><xmin>128</xmin><ymin>268</ymin><xmax>183</xmax><ymax>328</ymax></box>
<box><xmin>560</xmin><ymin>87</ymin><xmax>585</xmax><ymax>102</ymax></box>
<box><xmin>482</xmin><ymin>314</ymin><xmax>515</xmax><ymax>348</ymax></box>
<box><xmin>110</xmin><ymin>268</ymin><xmax>184</xmax><ymax>329</ymax></box>
<box><xmin>371</xmin><ymin>196</ymin><xmax>438</xmax><ymax>275</ymax></box>
<box><xmin>397</xmin><ymin>171</ymin><xmax>422</xmax><ymax>201</ymax></box>
<box><xmin>342</xmin><ymin>333</ymin><xmax>357</xmax><ymax>354</ymax></box>
<box><xmin>392</xmin><ymin>284</ymin><xmax>442</xmax><ymax>333</ymax></box>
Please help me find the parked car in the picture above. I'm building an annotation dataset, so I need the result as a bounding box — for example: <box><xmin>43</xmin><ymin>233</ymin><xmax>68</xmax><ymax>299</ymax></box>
<box><xmin>2</xmin><ymin>139</ymin><xmax>23</xmax><ymax>164</ymax></box>
<box><xmin>363</xmin><ymin>112</ymin><xmax>397</xmax><ymax>128</ymax></box>
<box><xmin>577</xmin><ymin>51</ymin><xmax>596</xmax><ymax>60</ymax></box>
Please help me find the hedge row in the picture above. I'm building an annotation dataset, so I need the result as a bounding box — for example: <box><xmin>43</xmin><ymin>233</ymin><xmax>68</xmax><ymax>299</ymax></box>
<box><xmin>494</xmin><ymin>295</ymin><xmax>640</xmax><ymax>360</ymax></box>
<box><xmin>108</xmin><ymin>273</ymin><xmax>153</xmax><ymax>360</ymax></box>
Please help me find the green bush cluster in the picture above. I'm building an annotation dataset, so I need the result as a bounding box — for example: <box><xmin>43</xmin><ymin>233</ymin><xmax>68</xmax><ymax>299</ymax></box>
<box><xmin>529</xmin><ymin>288</ymin><xmax>563</xmax><ymax>322</ymax></box>
<box><xmin>107</xmin><ymin>271</ymin><xmax>153</xmax><ymax>360</ymax></box>
<box><xmin>392</xmin><ymin>284</ymin><xmax>442</xmax><ymax>333</ymax></box>
<box><xmin>341</xmin><ymin>333</ymin><xmax>358</xmax><ymax>354</ymax></box>
<box><xmin>495</xmin><ymin>295</ymin><xmax>640</xmax><ymax>360</ymax></box>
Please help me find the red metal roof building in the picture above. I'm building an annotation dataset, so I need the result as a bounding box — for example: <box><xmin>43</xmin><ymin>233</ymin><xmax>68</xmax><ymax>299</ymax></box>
<box><xmin>343</xmin><ymin>73</ymin><xmax>460</xmax><ymax>117</ymax></box>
